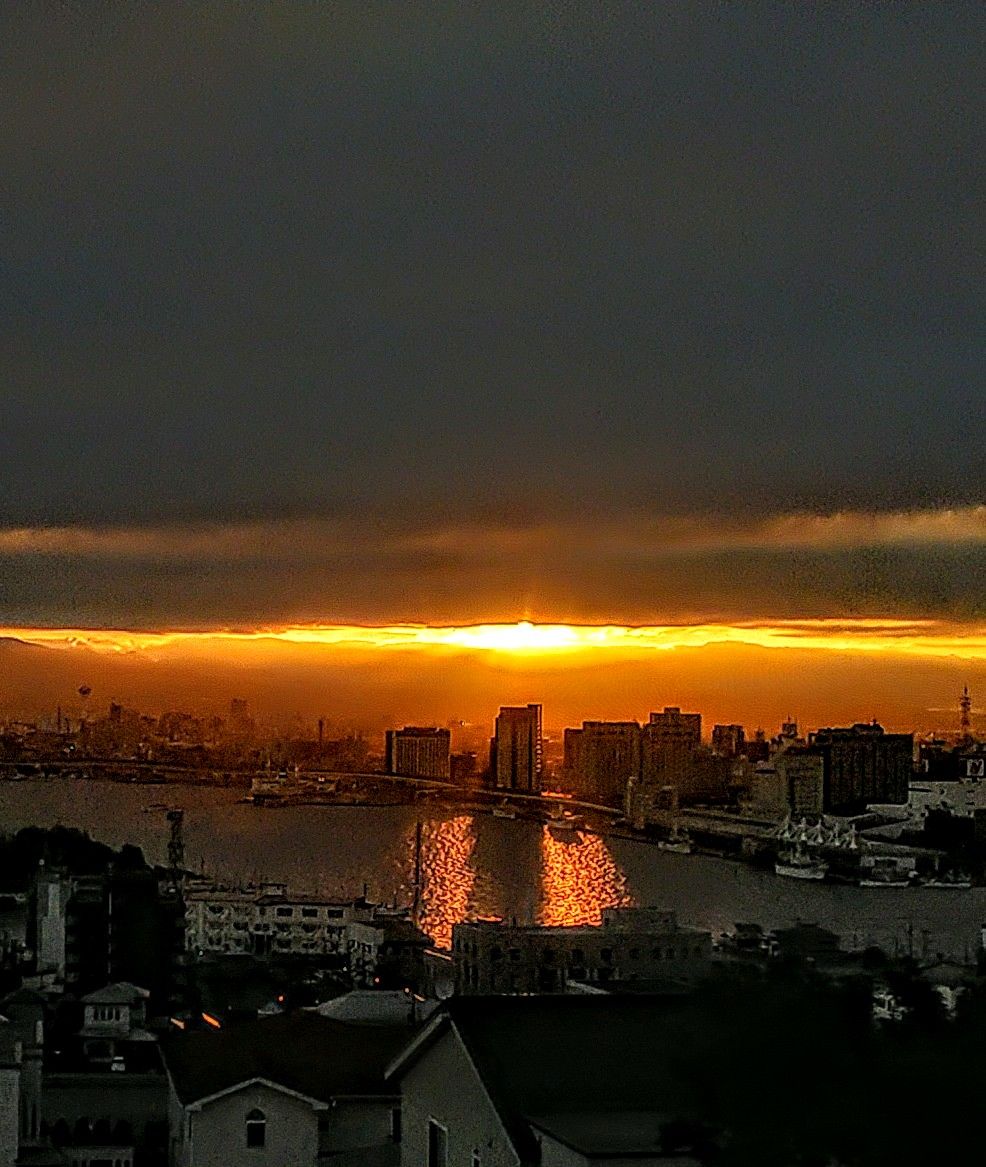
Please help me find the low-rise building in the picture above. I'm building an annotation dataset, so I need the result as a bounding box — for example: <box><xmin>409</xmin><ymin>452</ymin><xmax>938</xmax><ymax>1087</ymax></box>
<box><xmin>163</xmin><ymin>1011</ymin><xmax>413</xmax><ymax>1167</ymax></box>
<box><xmin>184</xmin><ymin>883</ymin><xmax>425</xmax><ymax>986</ymax></box>
<box><xmin>43</xmin><ymin>981</ymin><xmax>169</xmax><ymax>1163</ymax></box>
<box><xmin>453</xmin><ymin>908</ymin><xmax>712</xmax><ymax>994</ymax></box>
<box><xmin>387</xmin><ymin>995</ymin><xmax>701</xmax><ymax>1167</ymax></box>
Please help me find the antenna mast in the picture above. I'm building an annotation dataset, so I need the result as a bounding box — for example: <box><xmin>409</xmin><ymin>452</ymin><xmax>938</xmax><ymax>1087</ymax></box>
<box><xmin>960</xmin><ymin>686</ymin><xmax>973</xmax><ymax>746</ymax></box>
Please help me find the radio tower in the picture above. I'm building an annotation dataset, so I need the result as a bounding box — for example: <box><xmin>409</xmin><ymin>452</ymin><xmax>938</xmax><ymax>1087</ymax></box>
<box><xmin>960</xmin><ymin>686</ymin><xmax>973</xmax><ymax>747</ymax></box>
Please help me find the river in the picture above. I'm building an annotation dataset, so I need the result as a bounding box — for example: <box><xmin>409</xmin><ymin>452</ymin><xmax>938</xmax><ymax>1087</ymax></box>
<box><xmin>2</xmin><ymin>778</ymin><xmax>983</xmax><ymax>957</ymax></box>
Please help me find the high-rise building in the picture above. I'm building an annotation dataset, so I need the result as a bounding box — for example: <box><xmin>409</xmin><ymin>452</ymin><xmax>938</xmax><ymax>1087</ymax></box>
<box><xmin>712</xmin><ymin>724</ymin><xmax>745</xmax><ymax>758</ymax></box>
<box><xmin>563</xmin><ymin>727</ymin><xmax>584</xmax><ymax>775</ymax></box>
<box><xmin>385</xmin><ymin>727</ymin><xmax>451</xmax><ymax>779</ymax></box>
<box><xmin>492</xmin><ymin>705</ymin><xmax>542</xmax><ymax>793</ymax></box>
<box><xmin>809</xmin><ymin>723</ymin><xmax>913</xmax><ymax>814</ymax></box>
<box><xmin>641</xmin><ymin>707</ymin><xmax>701</xmax><ymax>786</ymax></box>
<box><xmin>775</xmin><ymin>745</ymin><xmax>826</xmax><ymax>818</ymax></box>
<box><xmin>569</xmin><ymin>721</ymin><xmax>641</xmax><ymax>806</ymax></box>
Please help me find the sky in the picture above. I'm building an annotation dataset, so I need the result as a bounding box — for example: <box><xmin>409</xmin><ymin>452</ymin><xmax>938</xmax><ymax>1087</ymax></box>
<box><xmin>1</xmin><ymin>2</ymin><xmax>983</xmax><ymax>729</ymax></box>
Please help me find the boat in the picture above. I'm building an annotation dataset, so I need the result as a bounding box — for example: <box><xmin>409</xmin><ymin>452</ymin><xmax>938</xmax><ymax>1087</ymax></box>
<box><xmin>922</xmin><ymin>875</ymin><xmax>973</xmax><ymax>889</ymax></box>
<box><xmin>546</xmin><ymin>811</ymin><xmax>583</xmax><ymax>840</ymax></box>
<box><xmin>775</xmin><ymin>845</ymin><xmax>828</xmax><ymax>881</ymax></box>
<box><xmin>492</xmin><ymin>806</ymin><xmax>517</xmax><ymax>820</ymax></box>
<box><xmin>858</xmin><ymin>859</ymin><xmax>919</xmax><ymax>888</ymax></box>
<box><xmin>657</xmin><ymin>825</ymin><xmax>693</xmax><ymax>855</ymax></box>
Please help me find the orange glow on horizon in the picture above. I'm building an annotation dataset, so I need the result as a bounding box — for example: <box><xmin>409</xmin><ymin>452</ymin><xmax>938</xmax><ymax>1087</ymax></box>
<box><xmin>4</xmin><ymin>618</ymin><xmax>986</xmax><ymax>662</ymax></box>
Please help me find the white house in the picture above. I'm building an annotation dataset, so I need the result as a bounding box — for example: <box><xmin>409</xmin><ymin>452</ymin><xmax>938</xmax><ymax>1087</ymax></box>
<box><xmin>163</xmin><ymin>1010</ymin><xmax>415</xmax><ymax>1167</ymax></box>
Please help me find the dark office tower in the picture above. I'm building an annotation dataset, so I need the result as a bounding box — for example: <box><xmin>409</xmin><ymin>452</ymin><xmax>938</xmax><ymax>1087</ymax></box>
<box><xmin>641</xmin><ymin>707</ymin><xmax>701</xmax><ymax>785</ymax></box>
<box><xmin>385</xmin><ymin>727</ymin><xmax>452</xmax><ymax>779</ymax></box>
<box><xmin>494</xmin><ymin>705</ymin><xmax>543</xmax><ymax>793</ymax></box>
<box><xmin>577</xmin><ymin>722</ymin><xmax>642</xmax><ymax>807</ymax></box>
<box><xmin>712</xmin><ymin>724</ymin><xmax>745</xmax><ymax>758</ymax></box>
<box><xmin>563</xmin><ymin>727</ymin><xmax>584</xmax><ymax>776</ymax></box>
<box><xmin>809</xmin><ymin>723</ymin><xmax>913</xmax><ymax>814</ymax></box>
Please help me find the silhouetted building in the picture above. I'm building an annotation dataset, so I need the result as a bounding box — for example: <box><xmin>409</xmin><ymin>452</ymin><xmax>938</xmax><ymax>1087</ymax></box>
<box><xmin>30</xmin><ymin>868</ymin><xmax>187</xmax><ymax>1013</ymax></box>
<box><xmin>449</xmin><ymin>751</ymin><xmax>477</xmax><ymax>786</ymax></box>
<box><xmin>642</xmin><ymin>708</ymin><xmax>701</xmax><ymax>782</ymax></box>
<box><xmin>566</xmin><ymin>721</ymin><xmax>641</xmax><ymax>806</ymax></box>
<box><xmin>385</xmin><ymin>726</ymin><xmax>451</xmax><ymax>780</ymax></box>
<box><xmin>492</xmin><ymin>705</ymin><xmax>542</xmax><ymax>793</ymax></box>
<box><xmin>453</xmin><ymin>908</ymin><xmax>712</xmax><ymax>994</ymax></box>
<box><xmin>640</xmin><ymin>707</ymin><xmax>705</xmax><ymax>802</ymax></box>
<box><xmin>562</xmin><ymin>726</ymin><xmax>584</xmax><ymax>774</ymax></box>
<box><xmin>745</xmin><ymin>729</ymin><xmax>770</xmax><ymax>764</ymax></box>
<box><xmin>809</xmin><ymin>723</ymin><xmax>913</xmax><ymax>814</ymax></box>
<box><xmin>389</xmin><ymin>995</ymin><xmax>705</xmax><ymax>1167</ymax></box>
<box><xmin>776</xmin><ymin>745</ymin><xmax>826</xmax><ymax>817</ymax></box>
<box><xmin>712</xmin><ymin>724</ymin><xmax>745</xmax><ymax>758</ymax></box>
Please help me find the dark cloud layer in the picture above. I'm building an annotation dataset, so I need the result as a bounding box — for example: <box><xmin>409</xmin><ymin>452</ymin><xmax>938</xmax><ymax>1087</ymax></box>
<box><xmin>1</xmin><ymin>533</ymin><xmax>984</xmax><ymax>628</ymax></box>
<box><xmin>2</xmin><ymin>1</ymin><xmax>983</xmax><ymax>536</ymax></box>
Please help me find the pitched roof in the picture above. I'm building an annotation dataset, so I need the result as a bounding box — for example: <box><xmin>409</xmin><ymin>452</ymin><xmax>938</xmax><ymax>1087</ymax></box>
<box><xmin>530</xmin><ymin>1112</ymin><xmax>698</xmax><ymax>1161</ymax></box>
<box><xmin>81</xmin><ymin>982</ymin><xmax>150</xmax><ymax>1004</ymax></box>
<box><xmin>311</xmin><ymin>990</ymin><xmax>439</xmax><ymax>1025</ymax></box>
<box><xmin>390</xmin><ymin>995</ymin><xmax>688</xmax><ymax>1161</ymax></box>
<box><xmin>163</xmin><ymin>1011</ymin><xmax>413</xmax><ymax>1106</ymax></box>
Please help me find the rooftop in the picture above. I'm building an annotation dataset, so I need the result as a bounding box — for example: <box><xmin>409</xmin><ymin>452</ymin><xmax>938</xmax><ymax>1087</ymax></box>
<box><xmin>164</xmin><ymin>1010</ymin><xmax>414</xmax><ymax>1106</ymax></box>
<box><xmin>530</xmin><ymin>1111</ymin><xmax>699</xmax><ymax>1160</ymax></box>
<box><xmin>390</xmin><ymin>995</ymin><xmax>689</xmax><ymax>1161</ymax></box>
<box><xmin>81</xmin><ymin>982</ymin><xmax>150</xmax><ymax>1005</ymax></box>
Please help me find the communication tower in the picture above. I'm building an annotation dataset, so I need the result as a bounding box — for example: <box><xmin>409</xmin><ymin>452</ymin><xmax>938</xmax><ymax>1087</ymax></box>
<box><xmin>960</xmin><ymin>686</ymin><xmax>973</xmax><ymax>746</ymax></box>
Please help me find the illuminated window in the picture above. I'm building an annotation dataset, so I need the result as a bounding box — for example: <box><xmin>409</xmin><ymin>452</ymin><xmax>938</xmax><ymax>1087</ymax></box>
<box><xmin>245</xmin><ymin>1108</ymin><xmax>266</xmax><ymax>1148</ymax></box>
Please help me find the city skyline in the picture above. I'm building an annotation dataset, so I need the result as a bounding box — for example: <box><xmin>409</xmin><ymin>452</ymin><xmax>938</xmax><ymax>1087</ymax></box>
<box><xmin>1</xmin><ymin>623</ymin><xmax>981</xmax><ymax>741</ymax></box>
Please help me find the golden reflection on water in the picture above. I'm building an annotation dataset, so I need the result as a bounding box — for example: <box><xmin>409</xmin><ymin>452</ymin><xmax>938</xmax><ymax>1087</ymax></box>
<box><xmin>538</xmin><ymin>827</ymin><xmax>632</xmax><ymax>927</ymax></box>
<box><xmin>415</xmin><ymin>815</ymin><xmax>477</xmax><ymax>949</ymax></box>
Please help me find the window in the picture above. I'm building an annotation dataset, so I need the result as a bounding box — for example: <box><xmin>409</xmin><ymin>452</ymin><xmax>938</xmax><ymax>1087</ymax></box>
<box><xmin>301</xmin><ymin>906</ymin><xmax>318</xmax><ymax>918</ymax></box>
<box><xmin>245</xmin><ymin>1108</ymin><xmax>266</xmax><ymax>1148</ymax></box>
<box><xmin>391</xmin><ymin>1106</ymin><xmax>402</xmax><ymax>1143</ymax></box>
<box><xmin>275</xmin><ymin>906</ymin><xmax>293</xmax><ymax>917</ymax></box>
<box><xmin>472</xmin><ymin>1152</ymin><xmax>481</xmax><ymax>1167</ymax></box>
<box><xmin>427</xmin><ymin>1118</ymin><xmax>447</xmax><ymax>1167</ymax></box>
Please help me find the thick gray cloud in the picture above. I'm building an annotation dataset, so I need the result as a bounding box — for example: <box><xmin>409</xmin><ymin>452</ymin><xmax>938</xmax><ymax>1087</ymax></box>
<box><xmin>1</xmin><ymin>1</ymin><xmax>982</xmax><ymax>535</ymax></box>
